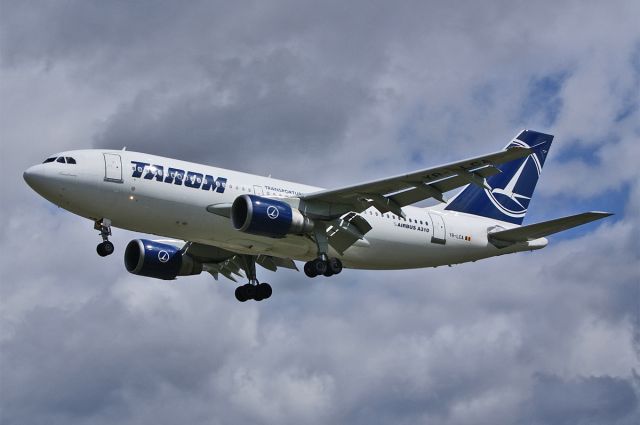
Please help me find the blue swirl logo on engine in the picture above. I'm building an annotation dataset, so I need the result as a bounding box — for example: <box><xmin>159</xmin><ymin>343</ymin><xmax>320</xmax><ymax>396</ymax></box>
<box><xmin>158</xmin><ymin>250</ymin><xmax>170</xmax><ymax>263</ymax></box>
<box><xmin>266</xmin><ymin>206</ymin><xmax>280</xmax><ymax>219</ymax></box>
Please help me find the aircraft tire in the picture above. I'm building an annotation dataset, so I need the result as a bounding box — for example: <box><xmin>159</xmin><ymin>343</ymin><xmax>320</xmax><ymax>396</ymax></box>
<box><xmin>96</xmin><ymin>241</ymin><xmax>114</xmax><ymax>257</ymax></box>
<box><xmin>235</xmin><ymin>285</ymin><xmax>249</xmax><ymax>302</ymax></box>
<box><xmin>243</xmin><ymin>283</ymin><xmax>256</xmax><ymax>300</ymax></box>
<box><xmin>304</xmin><ymin>261</ymin><xmax>318</xmax><ymax>278</ymax></box>
<box><xmin>256</xmin><ymin>283</ymin><xmax>272</xmax><ymax>300</ymax></box>
<box><xmin>328</xmin><ymin>258</ymin><xmax>343</xmax><ymax>275</ymax></box>
<box><xmin>312</xmin><ymin>258</ymin><xmax>328</xmax><ymax>276</ymax></box>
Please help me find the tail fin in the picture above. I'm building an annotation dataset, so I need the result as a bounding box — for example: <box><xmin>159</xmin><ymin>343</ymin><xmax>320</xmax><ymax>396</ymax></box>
<box><xmin>444</xmin><ymin>130</ymin><xmax>553</xmax><ymax>225</ymax></box>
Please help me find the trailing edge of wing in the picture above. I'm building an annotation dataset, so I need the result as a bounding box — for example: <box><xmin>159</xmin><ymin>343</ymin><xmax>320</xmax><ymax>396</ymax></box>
<box><xmin>182</xmin><ymin>242</ymin><xmax>298</xmax><ymax>282</ymax></box>
<box><xmin>488</xmin><ymin>211</ymin><xmax>613</xmax><ymax>245</ymax></box>
<box><xmin>300</xmin><ymin>145</ymin><xmax>531</xmax><ymax>212</ymax></box>
<box><xmin>256</xmin><ymin>255</ymin><xmax>299</xmax><ymax>272</ymax></box>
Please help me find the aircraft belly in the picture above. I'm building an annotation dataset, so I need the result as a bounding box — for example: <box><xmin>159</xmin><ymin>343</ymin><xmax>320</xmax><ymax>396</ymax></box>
<box><xmin>340</xmin><ymin>220</ymin><xmax>435</xmax><ymax>269</ymax></box>
<box><xmin>339</xmin><ymin>213</ymin><xmax>501</xmax><ymax>270</ymax></box>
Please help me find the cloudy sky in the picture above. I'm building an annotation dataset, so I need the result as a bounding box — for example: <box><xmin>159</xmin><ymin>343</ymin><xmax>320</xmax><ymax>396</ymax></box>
<box><xmin>1</xmin><ymin>1</ymin><xmax>639</xmax><ymax>424</ymax></box>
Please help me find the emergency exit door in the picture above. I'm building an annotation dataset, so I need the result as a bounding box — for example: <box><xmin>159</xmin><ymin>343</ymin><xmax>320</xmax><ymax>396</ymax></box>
<box><xmin>429</xmin><ymin>213</ymin><xmax>446</xmax><ymax>245</ymax></box>
<box><xmin>103</xmin><ymin>153</ymin><xmax>123</xmax><ymax>183</ymax></box>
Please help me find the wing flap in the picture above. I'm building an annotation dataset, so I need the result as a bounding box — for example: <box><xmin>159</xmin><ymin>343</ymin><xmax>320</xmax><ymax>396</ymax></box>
<box><xmin>256</xmin><ymin>255</ymin><xmax>299</xmax><ymax>272</ymax></box>
<box><xmin>326</xmin><ymin>212</ymin><xmax>373</xmax><ymax>254</ymax></box>
<box><xmin>389</xmin><ymin>166</ymin><xmax>502</xmax><ymax>206</ymax></box>
<box><xmin>185</xmin><ymin>242</ymin><xmax>298</xmax><ymax>282</ymax></box>
<box><xmin>488</xmin><ymin>211</ymin><xmax>613</xmax><ymax>245</ymax></box>
<box><xmin>301</xmin><ymin>145</ymin><xmax>530</xmax><ymax>214</ymax></box>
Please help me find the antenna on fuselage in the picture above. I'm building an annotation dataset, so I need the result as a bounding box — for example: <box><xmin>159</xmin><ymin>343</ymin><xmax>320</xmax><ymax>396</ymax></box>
<box><xmin>122</xmin><ymin>147</ymin><xmax>127</xmax><ymax>151</ymax></box>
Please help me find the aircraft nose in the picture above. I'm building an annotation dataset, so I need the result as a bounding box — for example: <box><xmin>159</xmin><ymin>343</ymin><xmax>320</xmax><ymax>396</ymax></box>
<box><xmin>23</xmin><ymin>164</ymin><xmax>50</xmax><ymax>193</ymax></box>
<box><xmin>23</xmin><ymin>165</ymin><xmax>38</xmax><ymax>185</ymax></box>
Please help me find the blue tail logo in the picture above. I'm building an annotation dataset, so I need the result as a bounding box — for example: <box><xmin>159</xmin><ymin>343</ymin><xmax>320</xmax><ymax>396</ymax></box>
<box><xmin>445</xmin><ymin>130</ymin><xmax>553</xmax><ymax>225</ymax></box>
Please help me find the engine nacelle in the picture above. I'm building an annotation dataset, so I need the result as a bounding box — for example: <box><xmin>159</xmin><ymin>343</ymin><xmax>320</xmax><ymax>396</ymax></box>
<box><xmin>231</xmin><ymin>194</ymin><xmax>313</xmax><ymax>238</ymax></box>
<box><xmin>124</xmin><ymin>239</ymin><xmax>202</xmax><ymax>280</ymax></box>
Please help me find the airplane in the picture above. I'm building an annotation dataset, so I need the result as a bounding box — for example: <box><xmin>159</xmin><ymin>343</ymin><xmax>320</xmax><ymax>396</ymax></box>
<box><xmin>23</xmin><ymin>130</ymin><xmax>612</xmax><ymax>302</ymax></box>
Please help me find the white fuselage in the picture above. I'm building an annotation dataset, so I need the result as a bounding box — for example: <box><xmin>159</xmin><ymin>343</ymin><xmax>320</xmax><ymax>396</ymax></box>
<box><xmin>24</xmin><ymin>149</ymin><xmax>547</xmax><ymax>270</ymax></box>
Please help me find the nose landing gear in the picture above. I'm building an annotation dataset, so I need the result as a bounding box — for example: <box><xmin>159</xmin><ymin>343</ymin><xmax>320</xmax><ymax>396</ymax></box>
<box><xmin>94</xmin><ymin>218</ymin><xmax>114</xmax><ymax>257</ymax></box>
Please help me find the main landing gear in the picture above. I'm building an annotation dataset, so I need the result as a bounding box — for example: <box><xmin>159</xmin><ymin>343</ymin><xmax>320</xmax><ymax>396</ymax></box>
<box><xmin>235</xmin><ymin>255</ymin><xmax>272</xmax><ymax>302</ymax></box>
<box><xmin>303</xmin><ymin>257</ymin><xmax>343</xmax><ymax>278</ymax></box>
<box><xmin>303</xmin><ymin>223</ymin><xmax>343</xmax><ymax>278</ymax></box>
<box><xmin>94</xmin><ymin>218</ymin><xmax>114</xmax><ymax>257</ymax></box>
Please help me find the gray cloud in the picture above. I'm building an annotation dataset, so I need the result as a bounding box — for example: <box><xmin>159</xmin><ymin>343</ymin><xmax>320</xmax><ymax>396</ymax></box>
<box><xmin>94</xmin><ymin>48</ymin><xmax>371</xmax><ymax>173</ymax></box>
<box><xmin>1</xmin><ymin>1</ymin><xmax>639</xmax><ymax>424</ymax></box>
<box><xmin>526</xmin><ymin>374</ymin><xmax>639</xmax><ymax>425</ymax></box>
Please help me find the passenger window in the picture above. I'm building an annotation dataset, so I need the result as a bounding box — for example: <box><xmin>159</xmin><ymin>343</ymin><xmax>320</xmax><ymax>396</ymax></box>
<box><xmin>43</xmin><ymin>157</ymin><xmax>56</xmax><ymax>163</ymax></box>
<box><xmin>66</xmin><ymin>157</ymin><xmax>76</xmax><ymax>164</ymax></box>
<box><xmin>56</xmin><ymin>157</ymin><xmax>66</xmax><ymax>163</ymax></box>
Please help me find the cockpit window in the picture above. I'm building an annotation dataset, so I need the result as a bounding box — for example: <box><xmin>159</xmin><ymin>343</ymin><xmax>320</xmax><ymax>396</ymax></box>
<box><xmin>43</xmin><ymin>156</ymin><xmax>77</xmax><ymax>164</ymax></box>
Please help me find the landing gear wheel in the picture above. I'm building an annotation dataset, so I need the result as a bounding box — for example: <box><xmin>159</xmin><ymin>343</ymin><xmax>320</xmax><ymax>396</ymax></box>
<box><xmin>235</xmin><ymin>284</ymin><xmax>255</xmax><ymax>302</ymax></box>
<box><xmin>235</xmin><ymin>255</ymin><xmax>274</xmax><ymax>302</ymax></box>
<box><xmin>96</xmin><ymin>241</ymin><xmax>114</xmax><ymax>257</ymax></box>
<box><xmin>243</xmin><ymin>283</ymin><xmax>256</xmax><ymax>300</ymax></box>
<box><xmin>304</xmin><ymin>258</ymin><xmax>342</xmax><ymax>278</ymax></box>
<box><xmin>304</xmin><ymin>261</ymin><xmax>318</xmax><ymax>278</ymax></box>
<box><xmin>255</xmin><ymin>283</ymin><xmax>272</xmax><ymax>301</ymax></box>
<box><xmin>235</xmin><ymin>286</ymin><xmax>249</xmax><ymax>302</ymax></box>
<box><xmin>328</xmin><ymin>258</ymin><xmax>343</xmax><ymax>275</ymax></box>
<box><xmin>235</xmin><ymin>283</ymin><xmax>272</xmax><ymax>302</ymax></box>
<box><xmin>312</xmin><ymin>258</ymin><xmax>328</xmax><ymax>276</ymax></box>
<box><xmin>94</xmin><ymin>219</ymin><xmax>113</xmax><ymax>257</ymax></box>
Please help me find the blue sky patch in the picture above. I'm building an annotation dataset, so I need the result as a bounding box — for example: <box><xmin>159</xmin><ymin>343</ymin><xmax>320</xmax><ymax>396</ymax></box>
<box><xmin>519</xmin><ymin>71</ymin><xmax>571</xmax><ymax>128</ymax></box>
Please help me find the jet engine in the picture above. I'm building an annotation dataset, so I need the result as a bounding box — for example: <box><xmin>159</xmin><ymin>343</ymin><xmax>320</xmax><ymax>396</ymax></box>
<box><xmin>124</xmin><ymin>239</ymin><xmax>202</xmax><ymax>280</ymax></box>
<box><xmin>231</xmin><ymin>194</ymin><xmax>313</xmax><ymax>238</ymax></box>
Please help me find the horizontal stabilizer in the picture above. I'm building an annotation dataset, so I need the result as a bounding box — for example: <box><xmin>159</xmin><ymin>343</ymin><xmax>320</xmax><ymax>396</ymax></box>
<box><xmin>488</xmin><ymin>211</ymin><xmax>613</xmax><ymax>245</ymax></box>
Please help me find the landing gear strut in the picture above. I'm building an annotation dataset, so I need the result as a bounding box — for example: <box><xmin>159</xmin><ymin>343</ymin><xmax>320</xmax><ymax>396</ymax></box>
<box><xmin>94</xmin><ymin>218</ymin><xmax>114</xmax><ymax>257</ymax></box>
<box><xmin>303</xmin><ymin>223</ymin><xmax>343</xmax><ymax>278</ymax></box>
<box><xmin>234</xmin><ymin>255</ymin><xmax>272</xmax><ymax>302</ymax></box>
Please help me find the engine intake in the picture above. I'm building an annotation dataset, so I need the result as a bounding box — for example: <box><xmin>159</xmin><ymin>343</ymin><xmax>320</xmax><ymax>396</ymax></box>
<box><xmin>231</xmin><ymin>194</ymin><xmax>313</xmax><ymax>238</ymax></box>
<box><xmin>124</xmin><ymin>239</ymin><xmax>202</xmax><ymax>280</ymax></box>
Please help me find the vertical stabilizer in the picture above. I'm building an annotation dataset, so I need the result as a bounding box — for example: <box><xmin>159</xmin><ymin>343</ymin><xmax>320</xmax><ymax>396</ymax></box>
<box><xmin>444</xmin><ymin>130</ymin><xmax>553</xmax><ymax>225</ymax></box>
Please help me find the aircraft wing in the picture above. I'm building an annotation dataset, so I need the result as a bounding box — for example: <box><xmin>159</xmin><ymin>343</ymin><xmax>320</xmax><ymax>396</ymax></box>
<box><xmin>300</xmin><ymin>145</ymin><xmax>532</xmax><ymax>217</ymax></box>
<box><xmin>177</xmin><ymin>241</ymin><xmax>298</xmax><ymax>282</ymax></box>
